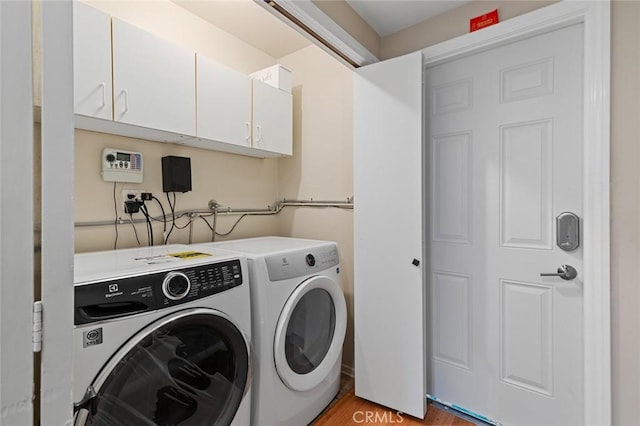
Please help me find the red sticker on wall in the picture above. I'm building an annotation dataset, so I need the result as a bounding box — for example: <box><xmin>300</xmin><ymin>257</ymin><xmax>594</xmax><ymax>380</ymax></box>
<box><xmin>470</xmin><ymin>9</ymin><xmax>499</xmax><ymax>32</ymax></box>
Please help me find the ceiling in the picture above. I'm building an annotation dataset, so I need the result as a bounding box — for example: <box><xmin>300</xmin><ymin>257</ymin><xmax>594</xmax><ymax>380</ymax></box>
<box><xmin>346</xmin><ymin>0</ymin><xmax>470</xmax><ymax>37</ymax></box>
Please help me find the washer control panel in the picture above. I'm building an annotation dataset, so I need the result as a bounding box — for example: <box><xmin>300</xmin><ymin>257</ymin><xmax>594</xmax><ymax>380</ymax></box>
<box><xmin>265</xmin><ymin>245</ymin><xmax>339</xmax><ymax>282</ymax></box>
<box><xmin>74</xmin><ymin>259</ymin><xmax>243</xmax><ymax>325</ymax></box>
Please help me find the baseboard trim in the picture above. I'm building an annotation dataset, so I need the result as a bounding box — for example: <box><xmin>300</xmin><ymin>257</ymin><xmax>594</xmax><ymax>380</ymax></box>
<box><xmin>341</xmin><ymin>364</ymin><xmax>354</xmax><ymax>378</ymax></box>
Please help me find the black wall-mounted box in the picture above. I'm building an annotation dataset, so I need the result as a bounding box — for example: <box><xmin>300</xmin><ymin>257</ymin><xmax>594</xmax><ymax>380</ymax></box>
<box><xmin>161</xmin><ymin>156</ymin><xmax>192</xmax><ymax>193</ymax></box>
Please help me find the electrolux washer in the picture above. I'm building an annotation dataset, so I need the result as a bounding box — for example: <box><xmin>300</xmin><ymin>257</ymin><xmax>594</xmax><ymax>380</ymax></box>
<box><xmin>73</xmin><ymin>244</ymin><xmax>252</xmax><ymax>425</ymax></box>
<box><xmin>194</xmin><ymin>237</ymin><xmax>346</xmax><ymax>426</ymax></box>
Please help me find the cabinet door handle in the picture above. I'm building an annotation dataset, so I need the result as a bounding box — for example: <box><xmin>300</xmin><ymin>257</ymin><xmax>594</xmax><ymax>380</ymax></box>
<box><xmin>122</xmin><ymin>89</ymin><xmax>129</xmax><ymax>113</ymax></box>
<box><xmin>245</xmin><ymin>122</ymin><xmax>250</xmax><ymax>142</ymax></box>
<box><xmin>255</xmin><ymin>124</ymin><xmax>262</xmax><ymax>143</ymax></box>
<box><xmin>99</xmin><ymin>82</ymin><xmax>106</xmax><ymax>109</ymax></box>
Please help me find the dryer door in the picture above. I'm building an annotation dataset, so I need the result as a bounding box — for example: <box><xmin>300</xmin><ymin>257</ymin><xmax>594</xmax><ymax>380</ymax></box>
<box><xmin>74</xmin><ymin>308</ymin><xmax>251</xmax><ymax>426</ymax></box>
<box><xmin>274</xmin><ymin>275</ymin><xmax>347</xmax><ymax>391</ymax></box>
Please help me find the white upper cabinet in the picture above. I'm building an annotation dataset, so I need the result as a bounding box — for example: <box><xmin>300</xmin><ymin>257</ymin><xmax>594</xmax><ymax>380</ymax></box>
<box><xmin>196</xmin><ymin>58</ymin><xmax>293</xmax><ymax>157</ymax></box>
<box><xmin>112</xmin><ymin>18</ymin><xmax>196</xmax><ymax>136</ymax></box>
<box><xmin>252</xmin><ymin>79</ymin><xmax>293</xmax><ymax>156</ymax></box>
<box><xmin>71</xmin><ymin>4</ymin><xmax>292</xmax><ymax>157</ymax></box>
<box><xmin>73</xmin><ymin>1</ymin><xmax>112</xmax><ymax>120</ymax></box>
<box><xmin>197</xmin><ymin>55</ymin><xmax>251</xmax><ymax>148</ymax></box>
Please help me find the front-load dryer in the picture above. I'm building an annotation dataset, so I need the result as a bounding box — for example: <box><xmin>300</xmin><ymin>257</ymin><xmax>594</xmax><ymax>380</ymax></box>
<box><xmin>194</xmin><ymin>237</ymin><xmax>347</xmax><ymax>426</ymax></box>
<box><xmin>73</xmin><ymin>244</ymin><xmax>252</xmax><ymax>425</ymax></box>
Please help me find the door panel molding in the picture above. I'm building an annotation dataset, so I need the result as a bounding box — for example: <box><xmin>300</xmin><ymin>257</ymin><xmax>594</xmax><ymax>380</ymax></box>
<box><xmin>422</xmin><ymin>2</ymin><xmax>611</xmax><ymax>424</ymax></box>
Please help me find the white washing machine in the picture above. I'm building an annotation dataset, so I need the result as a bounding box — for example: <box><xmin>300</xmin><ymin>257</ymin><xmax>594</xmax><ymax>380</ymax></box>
<box><xmin>73</xmin><ymin>244</ymin><xmax>252</xmax><ymax>425</ymax></box>
<box><xmin>194</xmin><ymin>237</ymin><xmax>347</xmax><ymax>426</ymax></box>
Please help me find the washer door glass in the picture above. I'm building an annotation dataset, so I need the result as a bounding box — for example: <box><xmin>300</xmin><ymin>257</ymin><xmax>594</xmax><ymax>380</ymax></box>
<box><xmin>285</xmin><ymin>288</ymin><xmax>336</xmax><ymax>374</ymax></box>
<box><xmin>77</xmin><ymin>310</ymin><xmax>249</xmax><ymax>426</ymax></box>
<box><xmin>274</xmin><ymin>275</ymin><xmax>347</xmax><ymax>392</ymax></box>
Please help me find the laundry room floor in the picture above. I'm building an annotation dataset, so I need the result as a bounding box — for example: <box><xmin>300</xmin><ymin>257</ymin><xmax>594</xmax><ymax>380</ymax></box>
<box><xmin>313</xmin><ymin>376</ymin><xmax>476</xmax><ymax>425</ymax></box>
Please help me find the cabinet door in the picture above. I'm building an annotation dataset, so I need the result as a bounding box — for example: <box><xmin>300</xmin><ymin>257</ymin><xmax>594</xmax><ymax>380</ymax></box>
<box><xmin>353</xmin><ymin>51</ymin><xmax>426</xmax><ymax>419</ymax></box>
<box><xmin>112</xmin><ymin>18</ymin><xmax>195</xmax><ymax>136</ymax></box>
<box><xmin>73</xmin><ymin>2</ymin><xmax>112</xmax><ymax>120</ymax></box>
<box><xmin>252</xmin><ymin>79</ymin><xmax>292</xmax><ymax>156</ymax></box>
<box><xmin>197</xmin><ymin>56</ymin><xmax>251</xmax><ymax>147</ymax></box>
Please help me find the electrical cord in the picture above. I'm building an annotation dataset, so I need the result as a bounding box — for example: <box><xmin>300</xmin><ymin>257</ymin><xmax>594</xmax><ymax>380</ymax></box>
<box><xmin>152</xmin><ymin>196</ymin><xmax>167</xmax><ymax>234</ymax></box>
<box><xmin>164</xmin><ymin>192</ymin><xmax>176</xmax><ymax>244</ymax></box>
<box><xmin>199</xmin><ymin>215</ymin><xmax>214</xmax><ymax>232</ymax></box>
<box><xmin>113</xmin><ymin>182</ymin><xmax>119</xmax><ymax>249</ymax></box>
<box><xmin>139</xmin><ymin>203</ymin><xmax>153</xmax><ymax>246</ymax></box>
<box><xmin>215</xmin><ymin>214</ymin><xmax>247</xmax><ymax>237</ymax></box>
<box><xmin>128</xmin><ymin>213</ymin><xmax>141</xmax><ymax>246</ymax></box>
<box><xmin>211</xmin><ymin>212</ymin><xmax>217</xmax><ymax>242</ymax></box>
<box><xmin>175</xmin><ymin>216</ymin><xmax>193</xmax><ymax>230</ymax></box>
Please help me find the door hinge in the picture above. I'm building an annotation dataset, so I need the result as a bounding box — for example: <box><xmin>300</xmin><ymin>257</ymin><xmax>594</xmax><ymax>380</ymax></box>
<box><xmin>33</xmin><ymin>301</ymin><xmax>43</xmax><ymax>353</ymax></box>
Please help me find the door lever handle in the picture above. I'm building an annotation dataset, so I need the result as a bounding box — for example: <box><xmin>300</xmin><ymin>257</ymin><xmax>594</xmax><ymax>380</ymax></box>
<box><xmin>540</xmin><ymin>264</ymin><xmax>577</xmax><ymax>281</ymax></box>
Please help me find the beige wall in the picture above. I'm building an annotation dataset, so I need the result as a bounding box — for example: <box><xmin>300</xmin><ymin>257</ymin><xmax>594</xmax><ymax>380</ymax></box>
<box><xmin>276</xmin><ymin>45</ymin><xmax>355</xmax><ymax>369</ymax></box>
<box><xmin>74</xmin><ymin>131</ymin><xmax>280</xmax><ymax>252</ymax></box>
<box><xmin>611</xmin><ymin>2</ymin><xmax>640</xmax><ymax>425</ymax></box>
<box><xmin>378</xmin><ymin>1</ymin><xmax>639</xmax><ymax>424</ymax></box>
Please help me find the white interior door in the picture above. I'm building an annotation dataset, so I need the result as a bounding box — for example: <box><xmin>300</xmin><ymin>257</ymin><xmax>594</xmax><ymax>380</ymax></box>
<box><xmin>353</xmin><ymin>51</ymin><xmax>426</xmax><ymax>419</ymax></box>
<box><xmin>427</xmin><ymin>23</ymin><xmax>584</xmax><ymax>425</ymax></box>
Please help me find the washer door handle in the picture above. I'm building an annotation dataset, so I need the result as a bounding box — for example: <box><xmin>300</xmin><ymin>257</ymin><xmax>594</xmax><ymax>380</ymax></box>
<box><xmin>73</xmin><ymin>385</ymin><xmax>98</xmax><ymax>415</ymax></box>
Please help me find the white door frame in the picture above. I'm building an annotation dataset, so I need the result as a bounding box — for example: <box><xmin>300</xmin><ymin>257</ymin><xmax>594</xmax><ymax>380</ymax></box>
<box><xmin>0</xmin><ymin>1</ymin><xmax>35</xmax><ymax>423</ymax></box>
<box><xmin>39</xmin><ymin>0</ymin><xmax>75</xmax><ymax>424</ymax></box>
<box><xmin>421</xmin><ymin>1</ymin><xmax>611</xmax><ymax>424</ymax></box>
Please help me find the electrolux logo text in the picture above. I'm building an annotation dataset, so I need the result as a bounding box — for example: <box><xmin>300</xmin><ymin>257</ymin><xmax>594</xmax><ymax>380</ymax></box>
<box><xmin>352</xmin><ymin>410</ymin><xmax>404</xmax><ymax>423</ymax></box>
<box><xmin>105</xmin><ymin>283</ymin><xmax>123</xmax><ymax>298</ymax></box>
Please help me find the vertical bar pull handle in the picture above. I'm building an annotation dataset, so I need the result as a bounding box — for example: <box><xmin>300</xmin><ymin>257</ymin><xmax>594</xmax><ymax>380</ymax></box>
<box><xmin>122</xmin><ymin>89</ymin><xmax>129</xmax><ymax>113</ymax></box>
<box><xmin>99</xmin><ymin>82</ymin><xmax>106</xmax><ymax>108</ymax></box>
<box><xmin>255</xmin><ymin>124</ymin><xmax>262</xmax><ymax>143</ymax></box>
<box><xmin>245</xmin><ymin>122</ymin><xmax>251</xmax><ymax>142</ymax></box>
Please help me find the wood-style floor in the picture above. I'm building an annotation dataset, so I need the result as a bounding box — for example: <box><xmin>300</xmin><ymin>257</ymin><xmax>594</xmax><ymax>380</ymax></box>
<box><xmin>313</xmin><ymin>389</ymin><xmax>474</xmax><ymax>426</ymax></box>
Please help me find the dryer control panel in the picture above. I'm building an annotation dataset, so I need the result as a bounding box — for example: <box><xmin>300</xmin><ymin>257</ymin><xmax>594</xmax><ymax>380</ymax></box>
<box><xmin>74</xmin><ymin>259</ymin><xmax>243</xmax><ymax>325</ymax></box>
<box><xmin>265</xmin><ymin>245</ymin><xmax>339</xmax><ymax>282</ymax></box>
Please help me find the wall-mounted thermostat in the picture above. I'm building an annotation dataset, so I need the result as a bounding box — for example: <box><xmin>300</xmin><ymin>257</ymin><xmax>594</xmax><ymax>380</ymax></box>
<box><xmin>101</xmin><ymin>148</ymin><xmax>143</xmax><ymax>183</ymax></box>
